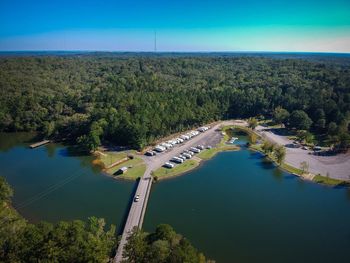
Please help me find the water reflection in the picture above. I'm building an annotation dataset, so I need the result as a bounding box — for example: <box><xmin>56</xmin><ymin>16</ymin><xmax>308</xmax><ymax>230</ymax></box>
<box><xmin>272</xmin><ymin>168</ymin><xmax>284</xmax><ymax>182</ymax></box>
<box><xmin>44</xmin><ymin>143</ymin><xmax>57</xmax><ymax>158</ymax></box>
<box><xmin>0</xmin><ymin>132</ymin><xmax>36</xmax><ymax>152</ymax></box>
<box><xmin>259</xmin><ymin>158</ymin><xmax>275</xmax><ymax>170</ymax></box>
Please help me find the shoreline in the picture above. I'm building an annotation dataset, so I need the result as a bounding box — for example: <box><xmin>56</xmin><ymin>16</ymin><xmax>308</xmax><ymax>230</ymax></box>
<box><xmin>95</xmin><ymin>125</ymin><xmax>240</xmax><ymax>181</ymax></box>
<box><xmin>152</xmin><ymin>146</ymin><xmax>240</xmax><ymax>181</ymax></box>
<box><xmin>94</xmin><ymin>122</ymin><xmax>349</xmax><ymax>187</ymax></box>
<box><xmin>237</xmin><ymin>126</ymin><xmax>350</xmax><ymax>187</ymax></box>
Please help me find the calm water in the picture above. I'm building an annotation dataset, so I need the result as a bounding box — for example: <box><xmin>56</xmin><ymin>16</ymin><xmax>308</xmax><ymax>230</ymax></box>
<box><xmin>0</xmin><ymin>133</ymin><xmax>134</xmax><ymax>231</ymax></box>
<box><xmin>144</xmin><ymin>143</ymin><xmax>350</xmax><ymax>262</ymax></box>
<box><xmin>1</xmin><ymin>133</ymin><xmax>350</xmax><ymax>263</ymax></box>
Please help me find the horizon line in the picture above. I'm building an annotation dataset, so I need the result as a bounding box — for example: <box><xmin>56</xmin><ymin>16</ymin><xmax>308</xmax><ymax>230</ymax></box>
<box><xmin>0</xmin><ymin>50</ymin><xmax>350</xmax><ymax>54</ymax></box>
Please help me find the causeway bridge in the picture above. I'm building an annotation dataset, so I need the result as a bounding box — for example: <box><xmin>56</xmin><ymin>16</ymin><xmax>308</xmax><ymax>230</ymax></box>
<box><xmin>113</xmin><ymin>168</ymin><xmax>153</xmax><ymax>262</ymax></box>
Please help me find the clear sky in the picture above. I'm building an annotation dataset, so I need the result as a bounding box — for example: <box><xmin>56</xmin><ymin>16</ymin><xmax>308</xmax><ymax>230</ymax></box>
<box><xmin>0</xmin><ymin>0</ymin><xmax>349</xmax><ymax>52</ymax></box>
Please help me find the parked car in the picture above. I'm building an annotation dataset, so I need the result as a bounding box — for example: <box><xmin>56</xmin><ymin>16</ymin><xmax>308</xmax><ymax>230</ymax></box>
<box><xmin>163</xmin><ymin>162</ymin><xmax>174</xmax><ymax>168</ymax></box>
<box><xmin>314</xmin><ymin>146</ymin><xmax>322</xmax><ymax>151</ymax></box>
<box><xmin>171</xmin><ymin>157</ymin><xmax>184</xmax><ymax>163</ymax></box>
<box><xmin>183</xmin><ymin>153</ymin><xmax>192</xmax><ymax>159</ymax></box>
<box><xmin>145</xmin><ymin>150</ymin><xmax>156</xmax><ymax>156</ymax></box>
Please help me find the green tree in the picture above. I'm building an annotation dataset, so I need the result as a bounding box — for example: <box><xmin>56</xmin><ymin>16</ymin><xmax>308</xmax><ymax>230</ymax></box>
<box><xmin>328</xmin><ymin>122</ymin><xmax>338</xmax><ymax>135</ymax></box>
<box><xmin>0</xmin><ymin>176</ymin><xmax>13</xmax><ymax>201</ymax></box>
<box><xmin>273</xmin><ymin>107</ymin><xmax>290</xmax><ymax>124</ymax></box>
<box><xmin>248</xmin><ymin>117</ymin><xmax>258</xmax><ymax>130</ymax></box>
<box><xmin>274</xmin><ymin>145</ymin><xmax>286</xmax><ymax>165</ymax></box>
<box><xmin>123</xmin><ymin>227</ymin><xmax>148</xmax><ymax>263</ymax></box>
<box><xmin>297</xmin><ymin>130</ymin><xmax>314</xmax><ymax>144</ymax></box>
<box><xmin>289</xmin><ymin>110</ymin><xmax>313</xmax><ymax>130</ymax></box>
<box><xmin>261</xmin><ymin>140</ymin><xmax>275</xmax><ymax>155</ymax></box>
<box><xmin>300</xmin><ymin>161</ymin><xmax>309</xmax><ymax>174</ymax></box>
<box><xmin>43</xmin><ymin>121</ymin><xmax>56</xmax><ymax>137</ymax></box>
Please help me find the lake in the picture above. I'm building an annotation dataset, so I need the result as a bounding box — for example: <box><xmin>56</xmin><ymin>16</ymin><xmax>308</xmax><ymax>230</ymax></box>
<box><xmin>1</xmin><ymin>132</ymin><xmax>350</xmax><ymax>263</ymax></box>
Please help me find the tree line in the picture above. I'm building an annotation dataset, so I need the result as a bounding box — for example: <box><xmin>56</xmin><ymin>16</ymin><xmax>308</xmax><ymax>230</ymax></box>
<box><xmin>0</xmin><ymin>55</ymin><xmax>349</xmax><ymax>150</ymax></box>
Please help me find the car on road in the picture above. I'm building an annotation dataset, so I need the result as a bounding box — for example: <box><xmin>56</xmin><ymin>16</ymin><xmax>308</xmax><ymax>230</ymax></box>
<box><xmin>134</xmin><ymin>195</ymin><xmax>140</xmax><ymax>202</ymax></box>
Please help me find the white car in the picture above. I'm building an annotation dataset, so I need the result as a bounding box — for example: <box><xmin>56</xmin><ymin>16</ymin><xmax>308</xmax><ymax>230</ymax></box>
<box><xmin>154</xmin><ymin>146</ymin><xmax>166</xmax><ymax>152</ymax></box>
<box><xmin>178</xmin><ymin>155</ymin><xmax>187</xmax><ymax>160</ymax></box>
<box><xmin>183</xmin><ymin>153</ymin><xmax>192</xmax><ymax>159</ymax></box>
<box><xmin>134</xmin><ymin>194</ymin><xmax>140</xmax><ymax>202</ymax></box>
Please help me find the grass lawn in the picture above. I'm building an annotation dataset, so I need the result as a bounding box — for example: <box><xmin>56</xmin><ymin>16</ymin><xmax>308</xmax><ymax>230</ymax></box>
<box><xmin>249</xmin><ymin>143</ymin><xmax>263</xmax><ymax>152</ymax></box>
<box><xmin>280</xmin><ymin>162</ymin><xmax>303</xmax><ymax>175</ymax></box>
<box><xmin>197</xmin><ymin>145</ymin><xmax>239</xmax><ymax>160</ymax></box>
<box><xmin>312</xmin><ymin>174</ymin><xmax>348</xmax><ymax>186</ymax></box>
<box><xmin>153</xmin><ymin>159</ymin><xmax>200</xmax><ymax>179</ymax></box>
<box><xmin>107</xmin><ymin>156</ymin><xmax>146</xmax><ymax>180</ymax></box>
<box><xmin>96</xmin><ymin>150</ymin><xmax>146</xmax><ymax>180</ymax></box>
<box><xmin>99</xmin><ymin>150</ymin><xmax>137</xmax><ymax>168</ymax></box>
<box><xmin>249</xmin><ymin>143</ymin><xmax>304</xmax><ymax>176</ymax></box>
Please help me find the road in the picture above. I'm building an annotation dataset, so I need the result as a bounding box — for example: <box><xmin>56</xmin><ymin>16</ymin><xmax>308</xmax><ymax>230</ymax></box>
<box><xmin>114</xmin><ymin>171</ymin><xmax>153</xmax><ymax>262</ymax></box>
<box><xmin>114</xmin><ymin>121</ymin><xmax>231</xmax><ymax>262</ymax></box>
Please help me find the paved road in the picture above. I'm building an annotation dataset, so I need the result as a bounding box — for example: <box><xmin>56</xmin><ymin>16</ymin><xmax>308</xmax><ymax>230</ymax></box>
<box><xmin>114</xmin><ymin>122</ymin><xmax>230</xmax><ymax>262</ymax></box>
<box><xmin>113</xmin><ymin>120</ymin><xmax>249</xmax><ymax>262</ymax></box>
<box><xmin>114</xmin><ymin>171</ymin><xmax>153</xmax><ymax>263</ymax></box>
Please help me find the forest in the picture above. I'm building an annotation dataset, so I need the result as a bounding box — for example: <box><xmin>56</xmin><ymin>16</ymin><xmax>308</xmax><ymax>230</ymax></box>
<box><xmin>0</xmin><ymin>54</ymin><xmax>349</xmax><ymax>150</ymax></box>
<box><xmin>0</xmin><ymin>177</ymin><xmax>209</xmax><ymax>263</ymax></box>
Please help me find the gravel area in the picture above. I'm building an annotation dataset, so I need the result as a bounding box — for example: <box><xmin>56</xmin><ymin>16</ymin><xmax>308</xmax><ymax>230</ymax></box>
<box><xmin>256</xmin><ymin>125</ymin><xmax>350</xmax><ymax>181</ymax></box>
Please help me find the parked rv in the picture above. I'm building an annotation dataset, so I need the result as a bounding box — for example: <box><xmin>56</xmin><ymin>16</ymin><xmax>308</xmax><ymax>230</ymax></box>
<box><xmin>190</xmin><ymin>147</ymin><xmax>201</xmax><ymax>153</ymax></box>
<box><xmin>171</xmin><ymin>157</ymin><xmax>184</xmax><ymax>163</ymax></box>
<box><xmin>178</xmin><ymin>155</ymin><xmax>187</xmax><ymax>160</ymax></box>
<box><xmin>163</xmin><ymin>162</ymin><xmax>174</xmax><ymax>168</ymax></box>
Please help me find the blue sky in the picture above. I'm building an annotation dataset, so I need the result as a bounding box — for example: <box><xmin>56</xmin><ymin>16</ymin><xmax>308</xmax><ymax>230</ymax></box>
<box><xmin>0</xmin><ymin>0</ymin><xmax>349</xmax><ymax>52</ymax></box>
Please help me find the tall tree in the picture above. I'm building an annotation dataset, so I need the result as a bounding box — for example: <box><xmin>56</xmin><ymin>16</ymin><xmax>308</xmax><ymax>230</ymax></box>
<box><xmin>274</xmin><ymin>145</ymin><xmax>286</xmax><ymax>165</ymax></box>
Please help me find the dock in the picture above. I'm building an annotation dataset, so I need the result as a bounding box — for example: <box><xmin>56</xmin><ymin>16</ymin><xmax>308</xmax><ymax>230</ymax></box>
<box><xmin>114</xmin><ymin>169</ymin><xmax>153</xmax><ymax>262</ymax></box>
<box><xmin>29</xmin><ymin>140</ymin><xmax>50</xmax><ymax>149</ymax></box>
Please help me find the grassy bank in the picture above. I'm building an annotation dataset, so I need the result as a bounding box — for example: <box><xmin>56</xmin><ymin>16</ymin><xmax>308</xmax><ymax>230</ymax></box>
<box><xmin>152</xmin><ymin>125</ymin><xmax>241</xmax><ymax>179</ymax></box>
<box><xmin>95</xmin><ymin>151</ymin><xmax>146</xmax><ymax>180</ymax></box>
<box><xmin>153</xmin><ymin>159</ymin><xmax>200</xmax><ymax>179</ymax></box>
<box><xmin>197</xmin><ymin>145</ymin><xmax>239</xmax><ymax>160</ymax></box>
<box><xmin>249</xmin><ymin>143</ymin><xmax>304</xmax><ymax>176</ymax></box>
<box><xmin>312</xmin><ymin>174</ymin><xmax>349</xmax><ymax>186</ymax></box>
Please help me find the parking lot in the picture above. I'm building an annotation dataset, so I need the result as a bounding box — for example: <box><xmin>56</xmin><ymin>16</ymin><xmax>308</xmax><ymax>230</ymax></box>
<box><xmin>142</xmin><ymin>124</ymin><xmax>223</xmax><ymax>173</ymax></box>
